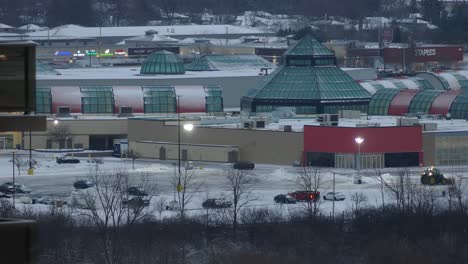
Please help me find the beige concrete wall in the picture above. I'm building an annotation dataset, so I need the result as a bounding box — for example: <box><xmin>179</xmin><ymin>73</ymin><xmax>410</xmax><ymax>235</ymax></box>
<box><xmin>24</xmin><ymin>119</ymin><xmax>128</xmax><ymax>149</ymax></box>
<box><xmin>422</xmin><ymin>133</ymin><xmax>436</xmax><ymax>166</ymax></box>
<box><xmin>128</xmin><ymin>119</ymin><xmax>303</xmax><ymax>165</ymax></box>
<box><xmin>131</xmin><ymin>141</ymin><xmax>238</xmax><ymax>162</ymax></box>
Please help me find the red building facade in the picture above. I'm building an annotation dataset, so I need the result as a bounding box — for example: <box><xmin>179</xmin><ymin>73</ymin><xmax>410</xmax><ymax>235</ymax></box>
<box><xmin>303</xmin><ymin>126</ymin><xmax>423</xmax><ymax>168</ymax></box>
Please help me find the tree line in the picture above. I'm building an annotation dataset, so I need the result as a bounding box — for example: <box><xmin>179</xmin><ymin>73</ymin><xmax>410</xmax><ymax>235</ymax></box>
<box><xmin>1</xmin><ymin>162</ymin><xmax>468</xmax><ymax>263</ymax></box>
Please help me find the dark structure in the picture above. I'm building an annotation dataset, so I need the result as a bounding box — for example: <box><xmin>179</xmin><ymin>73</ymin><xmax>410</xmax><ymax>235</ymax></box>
<box><xmin>241</xmin><ymin>35</ymin><xmax>371</xmax><ymax>114</ymax></box>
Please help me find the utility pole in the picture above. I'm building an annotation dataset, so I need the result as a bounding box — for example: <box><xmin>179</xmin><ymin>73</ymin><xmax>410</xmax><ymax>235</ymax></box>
<box><xmin>12</xmin><ymin>152</ymin><xmax>15</xmax><ymax>208</ymax></box>
<box><xmin>332</xmin><ymin>172</ymin><xmax>335</xmax><ymax>220</ymax></box>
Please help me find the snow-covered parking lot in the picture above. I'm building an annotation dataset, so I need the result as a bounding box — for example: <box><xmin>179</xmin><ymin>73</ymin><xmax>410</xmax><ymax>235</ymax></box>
<box><xmin>0</xmin><ymin>150</ymin><xmax>465</xmax><ymax>217</ymax></box>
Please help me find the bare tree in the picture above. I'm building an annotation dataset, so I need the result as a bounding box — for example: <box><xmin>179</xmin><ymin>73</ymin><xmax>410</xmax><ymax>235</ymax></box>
<box><xmin>126</xmin><ymin>150</ymin><xmax>140</xmax><ymax>170</ymax></box>
<box><xmin>174</xmin><ymin>166</ymin><xmax>202</xmax><ymax>220</ymax></box>
<box><xmin>369</xmin><ymin>169</ymin><xmax>386</xmax><ymax>209</ymax></box>
<box><xmin>12</xmin><ymin>154</ymin><xmax>29</xmax><ymax>176</ymax></box>
<box><xmin>225</xmin><ymin>169</ymin><xmax>256</xmax><ymax>232</ymax></box>
<box><xmin>47</xmin><ymin>124</ymin><xmax>72</xmax><ymax>149</ymax></box>
<box><xmin>75</xmin><ymin>168</ymin><xmax>156</xmax><ymax>264</ymax></box>
<box><xmin>155</xmin><ymin>197</ymin><xmax>167</xmax><ymax>220</ymax></box>
<box><xmin>351</xmin><ymin>192</ymin><xmax>368</xmax><ymax>215</ymax></box>
<box><xmin>296</xmin><ymin>166</ymin><xmax>323</xmax><ymax>218</ymax></box>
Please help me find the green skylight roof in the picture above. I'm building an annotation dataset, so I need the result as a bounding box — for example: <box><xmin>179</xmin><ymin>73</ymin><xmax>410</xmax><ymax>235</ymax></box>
<box><xmin>284</xmin><ymin>34</ymin><xmax>334</xmax><ymax>57</ymax></box>
<box><xmin>185</xmin><ymin>55</ymin><xmax>274</xmax><ymax>71</ymax></box>
<box><xmin>252</xmin><ymin>66</ymin><xmax>370</xmax><ymax>101</ymax></box>
<box><xmin>367</xmin><ymin>89</ymin><xmax>400</xmax><ymax>115</ymax></box>
<box><xmin>140</xmin><ymin>50</ymin><xmax>185</xmax><ymax>75</ymax></box>
<box><xmin>408</xmin><ymin>90</ymin><xmax>443</xmax><ymax>114</ymax></box>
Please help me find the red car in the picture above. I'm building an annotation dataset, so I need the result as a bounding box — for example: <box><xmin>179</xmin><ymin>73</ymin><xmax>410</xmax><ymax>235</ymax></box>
<box><xmin>288</xmin><ymin>191</ymin><xmax>320</xmax><ymax>202</ymax></box>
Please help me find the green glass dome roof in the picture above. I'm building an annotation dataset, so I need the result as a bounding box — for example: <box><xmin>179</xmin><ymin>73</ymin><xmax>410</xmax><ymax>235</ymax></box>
<box><xmin>140</xmin><ymin>50</ymin><xmax>185</xmax><ymax>75</ymax></box>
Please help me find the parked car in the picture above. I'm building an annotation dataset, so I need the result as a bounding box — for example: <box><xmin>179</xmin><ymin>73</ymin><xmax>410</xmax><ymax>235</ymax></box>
<box><xmin>0</xmin><ymin>182</ymin><xmax>31</xmax><ymax>194</ymax></box>
<box><xmin>123</xmin><ymin>187</ymin><xmax>150</xmax><ymax>206</ymax></box>
<box><xmin>233</xmin><ymin>161</ymin><xmax>255</xmax><ymax>170</ymax></box>
<box><xmin>36</xmin><ymin>197</ymin><xmax>68</xmax><ymax>206</ymax></box>
<box><xmin>122</xmin><ymin>196</ymin><xmax>150</xmax><ymax>207</ymax></box>
<box><xmin>202</xmin><ymin>198</ymin><xmax>232</xmax><ymax>209</ymax></box>
<box><xmin>126</xmin><ymin>187</ymin><xmax>148</xmax><ymax>197</ymax></box>
<box><xmin>185</xmin><ymin>161</ymin><xmax>194</xmax><ymax>170</ymax></box>
<box><xmin>0</xmin><ymin>192</ymin><xmax>10</xmax><ymax>198</ymax></box>
<box><xmin>288</xmin><ymin>191</ymin><xmax>320</xmax><ymax>202</ymax></box>
<box><xmin>323</xmin><ymin>192</ymin><xmax>346</xmax><ymax>201</ymax></box>
<box><xmin>73</xmin><ymin>180</ymin><xmax>94</xmax><ymax>189</ymax></box>
<box><xmin>274</xmin><ymin>194</ymin><xmax>296</xmax><ymax>204</ymax></box>
<box><xmin>56</xmin><ymin>156</ymin><xmax>80</xmax><ymax>164</ymax></box>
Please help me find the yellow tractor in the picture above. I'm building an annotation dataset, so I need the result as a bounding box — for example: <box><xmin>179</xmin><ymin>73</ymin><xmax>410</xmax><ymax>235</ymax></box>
<box><xmin>420</xmin><ymin>167</ymin><xmax>453</xmax><ymax>185</ymax></box>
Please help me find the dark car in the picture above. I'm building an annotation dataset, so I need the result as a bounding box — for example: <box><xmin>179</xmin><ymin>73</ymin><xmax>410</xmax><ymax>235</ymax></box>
<box><xmin>274</xmin><ymin>194</ymin><xmax>297</xmax><ymax>204</ymax></box>
<box><xmin>202</xmin><ymin>198</ymin><xmax>232</xmax><ymax>209</ymax></box>
<box><xmin>122</xmin><ymin>196</ymin><xmax>150</xmax><ymax>207</ymax></box>
<box><xmin>122</xmin><ymin>187</ymin><xmax>150</xmax><ymax>207</ymax></box>
<box><xmin>288</xmin><ymin>191</ymin><xmax>320</xmax><ymax>202</ymax></box>
<box><xmin>0</xmin><ymin>193</ymin><xmax>10</xmax><ymax>198</ymax></box>
<box><xmin>0</xmin><ymin>182</ymin><xmax>31</xmax><ymax>194</ymax></box>
<box><xmin>127</xmin><ymin>187</ymin><xmax>148</xmax><ymax>197</ymax></box>
<box><xmin>73</xmin><ymin>180</ymin><xmax>94</xmax><ymax>189</ymax></box>
<box><xmin>233</xmin><ymin>161</ymin><xmax>255</xmax><ymax>170</ymax></box>
<box><xmin>56</xmin><ymin>156</ymin><xmax>80</xmax><ymax>164</ymax></box>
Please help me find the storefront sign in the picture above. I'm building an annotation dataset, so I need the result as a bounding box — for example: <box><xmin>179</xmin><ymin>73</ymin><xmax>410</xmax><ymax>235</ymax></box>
<box><xmin>85</xmin><ymin>50</ymin><xmax>97</xmax><ymax>56</ymax></box>
<box><xmin>414</xmin><ymin>48</ymin><xmax>437</xmax><ymax>57</ymax></box>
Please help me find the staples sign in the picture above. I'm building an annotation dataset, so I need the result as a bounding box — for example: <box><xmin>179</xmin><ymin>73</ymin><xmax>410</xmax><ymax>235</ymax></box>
<box><xmin>415</xmin><ymin>48</ymin><xmax>436</xmax><ymax>57</ymax></box>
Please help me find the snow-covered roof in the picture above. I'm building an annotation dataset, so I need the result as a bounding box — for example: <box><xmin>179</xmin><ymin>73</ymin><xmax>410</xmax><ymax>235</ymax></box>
<box><xmin>18</xmin><ymin>24</ymin><xmax>47</xmax><ymax>31</ymax></box>
<box><xmin>27</xmin><ymin>24</ymin><xmax>267</xmax><ymax>40</ymax></box>
<box><xmin>125</xmin><ymin>33</ymin><xmax>179</xmax><ymax>43</ymax></box>
<box><xmin>0</xmin><ymin>23</ymin><xmax>13</xmax><ymax>29</ymax></box>
<box><xmin>197</xmin><ymin>115</ymin><xmax>468</xmax><ymax>133</ymax></box>
<box><xmin>36</xmin><ymin>66</ymin><xmax>261</xmax><ymax>80</ymax></box>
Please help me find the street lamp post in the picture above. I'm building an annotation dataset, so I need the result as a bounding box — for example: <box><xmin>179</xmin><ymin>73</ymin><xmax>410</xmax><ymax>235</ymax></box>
<box><xmin>176</xmin><ymin>95</ymin><xmax>194</xmax><ymax>194</ymax></box>
<box><xmin>354</xmin><ymin>137</ymin><xmax>364</xmax><ymax>184</ymax></box>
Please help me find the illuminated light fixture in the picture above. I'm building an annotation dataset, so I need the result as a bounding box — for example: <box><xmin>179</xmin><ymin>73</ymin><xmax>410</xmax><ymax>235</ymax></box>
<box><xmin>115</xmin><ymin>49</ymin><xmax>126</xmax><ymax>55</ymax></box>
<box><xmin>99</xmin><ymin>48</ymin><xmax>114</xmax><ymax>57</ymax></box>
<box><xmin>54</xmin><ymin>51</ymin><xmax>72</xmax><ymax>56</ymax></box>
<box><xmin>85</xmin><ymin>50</ymin><xmax>97</xmax><ymax>56</ymax></box>
<box><xmin>183</xmin><ymin>123</ymin><xmax>194</xmax><ymax>131</ymax></box>
<box><xmin>73</xmin><ymin>50</ymin><xmax>85</xmax><ymax>57</ymax></box>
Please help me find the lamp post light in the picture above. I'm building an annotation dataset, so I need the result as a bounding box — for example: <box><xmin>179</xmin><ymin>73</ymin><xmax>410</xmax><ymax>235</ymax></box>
<box><xmin>176</xmin><ymin>96</ymin><xmax>194</xmax><ymax>194</ymax></box>
<box><xmin>354</xmin><ymin>137</ymin><xmax>364</xmax><ymax>184</ymax></box>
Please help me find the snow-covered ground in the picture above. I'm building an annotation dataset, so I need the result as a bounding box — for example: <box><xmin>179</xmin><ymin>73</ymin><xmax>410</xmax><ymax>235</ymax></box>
<box><xmin>0</xmin><ymin>150</ymin><xmax>461</xmax><ymax>219</ymax></box>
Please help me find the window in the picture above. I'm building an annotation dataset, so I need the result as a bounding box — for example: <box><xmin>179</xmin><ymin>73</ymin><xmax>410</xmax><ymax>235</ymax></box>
<box><xmin>143</xmin><ymin>86</ymin><xmax>176</xmax><ymax>113</ymax></box>
<box><xmin>36</xmin><ymin>86</ymin><xmax>52</xmax><ymax>113</ymax></box>
<box><xmin>205</xmin><ymin>85</ymin><xmax>223</xmax><ymax>113</ymax></box>
<box><xmin>80</xmin><ymin>86</ymin><xmax>114</xmax><ymax>114</ymax></box>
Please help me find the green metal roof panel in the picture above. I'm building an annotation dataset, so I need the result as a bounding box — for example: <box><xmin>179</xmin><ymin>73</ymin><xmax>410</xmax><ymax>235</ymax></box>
<box><xmin>368</xmin><ymin>89</ymin><xmax>401</xmax><ymax>115</ymax></box>
<box><xmin>185</xmin><ymin>55</ymin><xmax>274</xmax><ymax>71</ymax></box>
<box><xmin>252</xmin><ymin>66</ymin><xmax>370</xmax><ymax>101</ymax></box>
<box><xmin>185</xmin><ymin>57</ymin><xmax>217</xmax><ymax>71</ymax></box>
<box><xmin>284</xmin><ymin>35</ymin><xmax>334</xmax><ymax>57</ymax></box>
<box><xmin>315</xmin><ymin>67</ymin><xmax>371</xmax><ymax>100</ymax></box>
<box><xmin>408</xmin><ymin>90</ymin><xmax>443</xmax><ymax>114</ymax></box>
<box><xmin>254</xmin><ymin>66</ymin><xmax>320</xmax><ymax>99</ymax></box>
<box><xmin>449</xmin><ymin>92</ymin><xmax>468</xmax><ymax>119</ymax></box>
<box><xmin>140</xmin><ymin>51</ymin><xmax>185</xmax><ymax>75</ymax></box>
<box><xmin>415</xmin><ymin>78</ymin><xmax>434</xmax><ymax>90</ymax></box>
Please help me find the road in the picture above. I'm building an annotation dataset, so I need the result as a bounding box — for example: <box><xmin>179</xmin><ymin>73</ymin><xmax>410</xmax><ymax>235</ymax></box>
<box><xmin>1</xmin><ymin>153</ymin><xmax>468</xmax><ymax>202</ymax></box>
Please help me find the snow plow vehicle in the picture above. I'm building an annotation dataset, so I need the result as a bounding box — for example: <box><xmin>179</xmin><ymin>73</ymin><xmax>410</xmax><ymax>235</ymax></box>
<box><xmin>420</xmin><ymin>167</ymin><xmax>454</xmax><ymax>185</ymax></box>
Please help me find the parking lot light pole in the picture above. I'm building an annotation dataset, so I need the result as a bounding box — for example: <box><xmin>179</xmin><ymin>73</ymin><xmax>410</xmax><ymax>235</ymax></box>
<box><xmin>12</xmin><ymin>152</ymin><xmax>15</xmax><ymax>208</ymax></box>
<box><xmin>177</xmin><ymin>96</ymin><xmax>181</xmax><ymax>190</ymax></box>
<box><xmin>354</xmin><ymin>137</ymin><xmax>364</xmax><ymax>184</ymax></box>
